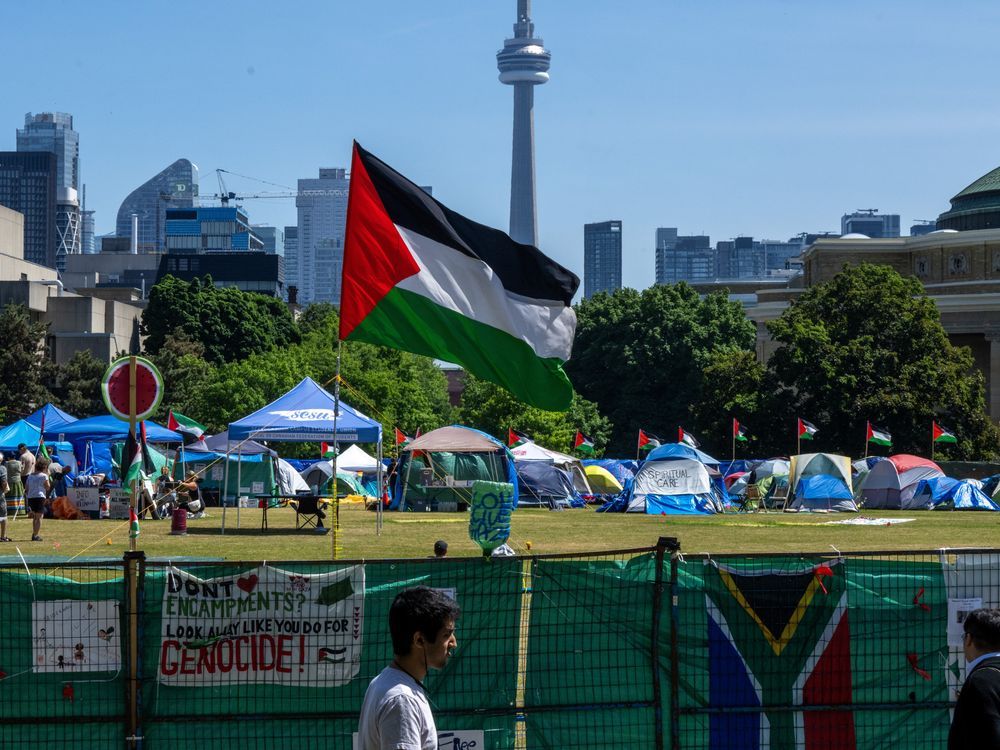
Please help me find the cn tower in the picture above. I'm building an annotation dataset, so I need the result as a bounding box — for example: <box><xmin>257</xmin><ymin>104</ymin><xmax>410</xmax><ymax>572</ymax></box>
<box><xmin>497</xmin><ymin>0</ymin><xmax>551</xmax><ymax>247</ymax></box>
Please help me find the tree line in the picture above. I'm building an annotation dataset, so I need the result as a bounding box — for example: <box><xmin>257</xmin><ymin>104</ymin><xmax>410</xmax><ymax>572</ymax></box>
<box><xmin>2</xmin><ymin>266</ymin><xmax>997</xmax><ymax>460</ymax></box>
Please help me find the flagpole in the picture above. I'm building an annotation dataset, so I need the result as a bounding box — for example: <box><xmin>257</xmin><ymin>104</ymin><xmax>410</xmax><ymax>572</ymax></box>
<box><xmin>731</xmin><ymin>420</ymin><xmax>736</xmax><ymax>462</ymax></box>
<box><xmin>332</xmin><ymin>339</ymin><xmax>342</xmax><ymax>560</ymax></box>
<box><xmin>864</xmin><ymin>422</ymin><xmax>869</xmax><ymax>459</ymax></box>
<box><xmin>128</xmin><ymin>356</ymin><xmax>137</xmax><ymax>553</ymax></box>
<box><xmin>796</xmin><ymin>419</ymin><xmax>800</xmax><ymax>457</ymax></box>
<box><xmin>636</xmin><ymin>431</ymin><xmax>640</xmax><ymax>462</ymax></box>
<box><xmin>930</xmin><ymin>422</ymin><xmax>934</xmax><ymax>462</ymax></box>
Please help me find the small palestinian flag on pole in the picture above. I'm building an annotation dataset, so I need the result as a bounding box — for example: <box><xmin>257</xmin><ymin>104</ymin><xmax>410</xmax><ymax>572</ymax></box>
<box><xmin>932</xmin><ymin>421</ymin><xmax>958</xmax><ymax>444</ymax></box>
<box><xmin>574</xmin><ymin>431</ymin><xmax>595</xmax><ymax>456</ymax></box>
<box><xmin>678</xmin><ymin>427</ymin><xmax>700</xmax><ymax>448</ymax></box>
<box><xmin>129</xmin><ymin>507</ymin><xmax>140</xmax><ymax>539</ymax></box>
<box><xmin>733</xmin><ymin>419</ymin><xmax>749</xmax><ymax>443</ymax></box>
<box><xmin>321</xmin><ymin>442</ymin><xmax>336</xmax><ymax>458</ymax></box>
<box><xmin>167</xmin><ymin>411</ymin><xmax>206</xmax><ymax>444</ymax></box>
<box><xmin>866</xmin><ymin>422</ymin><xmax>892</xmax><ymax>446</ymax></box>
<box><xmin>124</xmin><ymin>422</ymin><xmax>157</xmax><ymax>486</ymax></box>
<box><xmin>798</xmin><ymin>418</ymin><xmax>818</xmax><ymax>440</ymax></box>
<box><xmin>339</xmin><ymin>143</ymin><xmax>580</xmax><ymax>411</ymax></box>
<box><xmin>394</xmin><ymin>428</ymin><xmax>412</xmax><ymax>448</ymax></box>
<box><xmin>508</xmin><ymin>429</ymin><xmax>530</xmax><ymax>448</ymax></box>
<box><xmin>637</xmin><ymin>429</ymin><xmax>661</xmax><ymax>452</ymax></box>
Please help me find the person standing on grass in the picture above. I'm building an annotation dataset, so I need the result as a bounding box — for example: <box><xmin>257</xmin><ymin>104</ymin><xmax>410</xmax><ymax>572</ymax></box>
<box><xmin>358</xmin><ymin>587</ymin><xmax>460</xmax><ymax>750</ymax></box>
<box><xmin>0</xmin><ymin>457</ymin><xmax>9</xmax><ymax>542</ymax></box>
<box><xmin>5</xmin><ymin>451</ymin><xmax>23</xmax><ymax>517</ymax></box>
<box><xmin>25</xmin><ymin>458</ymin><xmax>50</xmax><ymax>542</ymax></box>
<box><xmin>949</xmin><ymin>608</ymin><xmax>1000</xmax><ymax>749</ymax></box>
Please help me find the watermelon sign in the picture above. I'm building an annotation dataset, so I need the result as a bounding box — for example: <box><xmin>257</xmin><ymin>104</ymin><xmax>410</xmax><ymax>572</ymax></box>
<box><xmin>102</xmin><ymin>356</ymin><xmax>164</xmax><ymax>422</ymax></box>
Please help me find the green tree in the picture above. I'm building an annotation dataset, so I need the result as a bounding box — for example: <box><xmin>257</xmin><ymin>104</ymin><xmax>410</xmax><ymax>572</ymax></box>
<box><xmin>0</xmin><ymin>304</ymin><xmax>54</xmax><ymax>421</ymax></box>
<box><xmin>184</xmin><ymin>304</ymin><xmax>452</xmax><ymax>453</ymax></box>
<box><xmin>456</xmin><ymin>375</ymin><xmax>612</xmax><ymax>455</ymax></box>
<box><xmin>146</xmin><ymin>331</ymin><xmax>216</xmax><ymax>422</ymax></box>
<box><xmin>567</xmin><ymin>284</ymin><xmax>756</xmax><ymax>455</ymax></box>
<box><xmin>762</xmin><ymin>263</ymin><xmax>1000</xmax><ymax>458</ymax></box>
<box><xmin>141</xmin><ymin>275</ymin><xmax>300</xmax><ymax>364</ymax></box>
<box><xmin>690</xmin><ymin>349</ymin><xmax>767</xmax><ymax>459</ymax></box>
<box><xmin>49</xmin><ymin>350</ymin><xmax>105</xmax><ymax>417</ymax></box>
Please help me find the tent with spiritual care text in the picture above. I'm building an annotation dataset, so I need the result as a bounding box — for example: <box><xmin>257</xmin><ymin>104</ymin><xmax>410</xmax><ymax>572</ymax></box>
<box><xmin>602</xmin><ymin>443</ymin><xmax>724</xmax><ymax>514</ymax></box>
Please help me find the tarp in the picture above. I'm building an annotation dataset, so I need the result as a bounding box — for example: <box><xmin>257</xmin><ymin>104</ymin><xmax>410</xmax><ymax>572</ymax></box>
<box><xmin>646</xmin><ymin>442</ymin><xmax>720</xmax><ymax>466</ymax></box>
<box><xmin>788</xmin><ymin>474</ymin><xmax>858</xmax><ymax>512</ymax></box>
<box><xmin>604</xmin><ymin>456</ymin><xmax>721</xmax><ymax>514</ymax></box>
<box><xmin>404</xmin><ymin>425</ymin><xmax>502</xmax><ymax>453</ymax></box>
<box><xmin>789</xmin><ymin>453</ymin><xmax>853</xmax><ymax>492</ymax></box>
<box><xmin>25</xmin><ymin>403</ymin><xmax>78</xmax><ymax>431</ymax></box>
<box><xmin>49</xmin><ymin>416</ymin><xmax>181</xmax><ymax>443</ymax></box>
<box><xmin>228</xmin><ymin>377</ymin><xmax>382</xmax><ymax>443</ymax></box>
<box><xmin>861</xmin><ymin>454</ymin><xmax>944</xmax><ymax>509</ymax></box>
<box><xmin>0</xmin><ymin>419</ymin><xmax>73</xmax><ymax>455</ymax></box>
<box><xmin>909</xmin><ymin>477</ymin><xmax>1000</xmax><ymax>511</ymax></box>
<box><xmin>515</xmin><ymin>461</ymin><xmax>581</xmax><ymax>508</ymax></box>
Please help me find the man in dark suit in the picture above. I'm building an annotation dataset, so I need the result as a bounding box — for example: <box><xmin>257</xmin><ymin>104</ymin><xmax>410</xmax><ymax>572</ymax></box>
<box><xmin>949</xmin><ymin>608</ymin><xmax>1000</xmax><ymax>749</ymax></box>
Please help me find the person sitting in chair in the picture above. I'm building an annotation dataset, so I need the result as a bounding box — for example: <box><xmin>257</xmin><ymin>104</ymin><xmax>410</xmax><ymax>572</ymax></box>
<box><xmin>177</xmin><ymin>471</ymin><xmax>206</xmax><ymax>519</ymax></box>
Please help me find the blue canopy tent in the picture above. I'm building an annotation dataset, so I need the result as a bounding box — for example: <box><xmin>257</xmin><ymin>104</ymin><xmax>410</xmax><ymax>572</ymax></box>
<box><xmin>0</xmin><ymin>419</ymin><xmax>75</xmax><ymax>469</ymax></box>
<box><xmin>44</xmin><ymin>416</ymin><xmax>181</xmax><ymax>475</ymax></box>
<box><xmin>226</xmin><ymin>377</ymin><xmax>383</xmax><ymax>531</ymax></box>
<box><xmin>26</xmin><ymin>403</ymin><xmax>78</xmax><ymax>432</ymax></box>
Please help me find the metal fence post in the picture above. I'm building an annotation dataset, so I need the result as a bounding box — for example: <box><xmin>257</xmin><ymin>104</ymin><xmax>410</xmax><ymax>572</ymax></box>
<box><xmin>662</xmin><ymin>537</ymin><xmax>682</xmax><ymax>750</ymax></box>
<box><xmin>124</xmin><ymin>550</ymin><xmax>146</xmax><ymax>750</ymax></box>
<box><xmin>653</xmin><ymin>536</ymin><xmax>676</xmax><ymax>750</ymax></box>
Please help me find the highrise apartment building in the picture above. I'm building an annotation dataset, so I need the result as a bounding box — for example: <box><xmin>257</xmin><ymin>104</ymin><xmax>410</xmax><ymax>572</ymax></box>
<box><xmin>583</xmin><ymin>220</ymin><xmax>622</xmax><ymax>298</ymax></box>
<box><xmin>289</xmin><ymin>168</ymin><xmax>350</xmax><ymax>305</ymax></box>
<box><xmin>655</xmin><ymin>228</ymin><xmax>714</xmax><ymax>284</ymax></box>
<box><xmin>16</xmin><ymin>112</ymin><xmax>80</xmax><ymax>269</ymax></box>
<box><xmin>841</xmin><ymin>210</ymin><xmax>900</xmax><ymax>238</ymax></box>
<box><xmin>0</xmin><ymin>151</ymin><xmax>57</xmax><ymax>267</ymax></box>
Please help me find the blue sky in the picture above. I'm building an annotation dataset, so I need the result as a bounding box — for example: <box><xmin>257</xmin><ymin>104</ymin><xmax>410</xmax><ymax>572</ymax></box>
<box><xmin>4</xmin><ymin>1</ymin><xmax>1000</xmax><ymax>292</ymax></box>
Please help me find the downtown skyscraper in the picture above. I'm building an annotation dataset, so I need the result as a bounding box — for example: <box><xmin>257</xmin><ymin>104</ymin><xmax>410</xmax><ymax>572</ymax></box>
<box><xmin>16</xmin><ymin>112</ymin><xmax>80</xmax><ymax>269</ymax></box>
<box><xmin>288</xmin><ymin>168</ymin><xmax>350</xmax><ymax>305</ymax></box>
<box><xmin>584</xmin><ymin>220</ymin><xmax>622</xmax><ymax>298</ymax></box>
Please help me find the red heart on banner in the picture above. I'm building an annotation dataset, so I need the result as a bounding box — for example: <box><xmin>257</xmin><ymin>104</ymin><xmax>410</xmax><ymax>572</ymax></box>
<box><xmin>237</xmin><ymin>574</ymin><xmax>259</xmax><ymax>594</ymax></box>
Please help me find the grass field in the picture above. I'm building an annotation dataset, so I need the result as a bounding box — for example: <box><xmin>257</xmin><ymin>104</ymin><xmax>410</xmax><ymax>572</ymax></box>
<box><xmin>2</xmin><ymin>504</ymin><xmax>1000</xmax><ymax>561</ymax></box>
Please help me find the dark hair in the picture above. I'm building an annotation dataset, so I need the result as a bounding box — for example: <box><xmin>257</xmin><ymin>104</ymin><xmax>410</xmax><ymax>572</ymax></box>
<box><xmin>433</xmin><ymin>540</ymin><xmax>448</xmax><ymax>557</ymax></box>
<box><xmin>964</xmin><ymin>608</ymin><xmax>1000</xmax><ymax>651</ymax></box>
<box><xmin>389</xmin><ymin>586</ymin><xmax>460</xmax><ymax>656</ymax></box>
<box><xmin>16</xmin><ymin>444</ymin><xmax>25</xmax><ymax>452</ymax></box>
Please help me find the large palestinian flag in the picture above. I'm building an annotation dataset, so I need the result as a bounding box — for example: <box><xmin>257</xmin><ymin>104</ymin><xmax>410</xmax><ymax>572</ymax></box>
<box><xmin>340</xmin><ymin>143</ymin><xmax>580</xmax><ymax>411</ymax></box>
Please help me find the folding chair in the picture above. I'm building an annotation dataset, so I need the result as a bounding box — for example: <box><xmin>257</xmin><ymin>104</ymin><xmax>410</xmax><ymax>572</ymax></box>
<box><xmin>737</xmin><ymin>484</ymin><xmax>763</xmax><ymax>513</ymax></box>
<box><xmin>771</xmin><ymin>482</ymin><xmax>791</xmax><ymax>512</ymax></box>
<box><xmin>292</xmin><ymin>495</ymin><xmax>325</xmax><ymax>530</ymax></box>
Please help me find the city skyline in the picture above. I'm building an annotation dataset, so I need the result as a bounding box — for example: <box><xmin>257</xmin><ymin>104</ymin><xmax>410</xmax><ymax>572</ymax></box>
<box><xmin>3</xmin><ymin>1</ymin><xmax>999</xmax><ymax>294</ymax></box>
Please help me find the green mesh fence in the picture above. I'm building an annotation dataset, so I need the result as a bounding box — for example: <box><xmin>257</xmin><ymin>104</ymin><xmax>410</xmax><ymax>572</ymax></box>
<box><xmin>0</xmin><ymin>543</ymin><xmax>995</xmax><ymax>748</ymax></box>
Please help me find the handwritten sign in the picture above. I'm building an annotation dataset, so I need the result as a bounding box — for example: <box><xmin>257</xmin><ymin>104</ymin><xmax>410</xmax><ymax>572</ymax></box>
<box><xmin>468</xmin><ymin>481</ymin><xmax>513</xmax><ymax>555</ymax></box>
<box><xmin>159</xmin><ymin>564</ymin><xmax>364</xmax><ymax>687</ymax></box>
<box><xmin>32</xmin><ymin>600</ymin><xmax>121</xmax><ymax>673</ymax></box>
<box><xmin>68</xmin><ymin>486</ymin><xmax>99</xmax><ymax>512</ymax></box>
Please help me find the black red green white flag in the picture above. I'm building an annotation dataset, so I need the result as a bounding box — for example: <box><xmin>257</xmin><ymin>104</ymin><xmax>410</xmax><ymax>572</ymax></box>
<box><xmin>866</xmin><ymin>422</ymin><xmax>892</xmax><ymax>447</ymax></box>
<box><xmin>167</xmin><ymin>411</ymin><xmax>206</xmax><ymax>442</ymax></box>
<box><xmin>508</xmin><ymin>429</ymin><xmax>530</xmax><ymax>448</ymax></box>
<box><xmin>797</xmin><ymin>418</ymin><xmax>818</xmax><ymax>440</ymax></box>
<box><xmin>394</xmin><ymin>428</ymin><xmax>412</xmax><ymax>447</ymax></box>
<box><xmin>638</xmin><ymin>429</ymin><xmax>661</xmax><ymax>452</ymax></box>
<box><xmin>678</xmin><ymin>427</ymin><xmax>700</xmax><ymax>448</ymax></box>
<box><xmin>339</xmin><ymin>143</ymin><xmax>580</xmax><ymax>411</ymax></box>
<box><xmin>932</xmin><ymin>421</ymin><xmax>957</xmax><ymax>444</ymax></box>
<box><xmin>574</xmin><ymin>431</ymin><xmax>595</xmax><ymax>456</ymax></box>
<box><xmin>733</xmin><ymin>419</ymin><xmax>749</xmax><ymax>442</ymax></box>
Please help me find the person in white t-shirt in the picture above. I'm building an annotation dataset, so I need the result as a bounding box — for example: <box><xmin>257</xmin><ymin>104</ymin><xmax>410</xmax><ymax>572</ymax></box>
<box><xmin>357</xmin><ymin>586</ymin><xmax>460</xmax><ymax>750</ymax></box>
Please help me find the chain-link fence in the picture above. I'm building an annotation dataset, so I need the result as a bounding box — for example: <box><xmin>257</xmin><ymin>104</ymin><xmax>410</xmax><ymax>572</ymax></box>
<box><xmin>0</xmin><ymin>541</ymin><xmax>994</xmax><ymax>748</ymax></box>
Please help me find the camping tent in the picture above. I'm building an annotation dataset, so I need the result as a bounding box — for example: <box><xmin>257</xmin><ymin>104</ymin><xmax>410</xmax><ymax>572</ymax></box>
<box><xmin>299</xmin><ymin>461</ymin><xmax>367</xmax><ymax>498</ymax></box>
<box><xmin>582</xmin><ymin>459</ymin><xmax>638</xmax><ymax>487</ymax></box>
<box><xmin>514</xmin><ymin>461</ymin><xmax>582</xmax><ymax>508</ymax></box>
<box><xmin>860</xmin><ymin>455</ymin><xmax>944</xmax><ymax>509</ymax></box>
<box><xmin>392</xmin><ymin>425</ymin><xmax>518</xmax><ymax>511</ymax></box>
<box><xmin>583</xmin><ymin>465</ymin><xmax>623</xmax><ymax>498</ymax></box>
<box><xmin>226</xmin><ymin>377</ymin><xmax>383</xmax><ymax>529</ymax></box>
<box><xmin>787</xmin><ymin>453</ymin><xmax>857</xmax><ymax>512</ymax></box>
<box><xmin>909</xmin><ymin>478</ymin><xmax>1000</xmax><ymax>511</ymax></box>
<box><xmin>603</xmin><ymin>443</ymin><xmax>723</xmax><ymax>514</ymax></box>
<box><xmin>510</xmin><ymin>440</ymin><xmax>592</xmax><ymax>496</ymax></box>
<box><xmin>337</xmin><ymin>444</ymin><xmax>379</xmax><ymax>472</ymax></box>
<box><xmin>276</xmin><ymin>458</ymin><xmax>310</xmax><ymax>495</ymax></box>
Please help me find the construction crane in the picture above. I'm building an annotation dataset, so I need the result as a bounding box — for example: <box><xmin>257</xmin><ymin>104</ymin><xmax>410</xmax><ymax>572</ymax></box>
<box><xmin>204</xmin><ymin>168</ymin><xmax>349</xmax><ymax>206</ymax></box>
